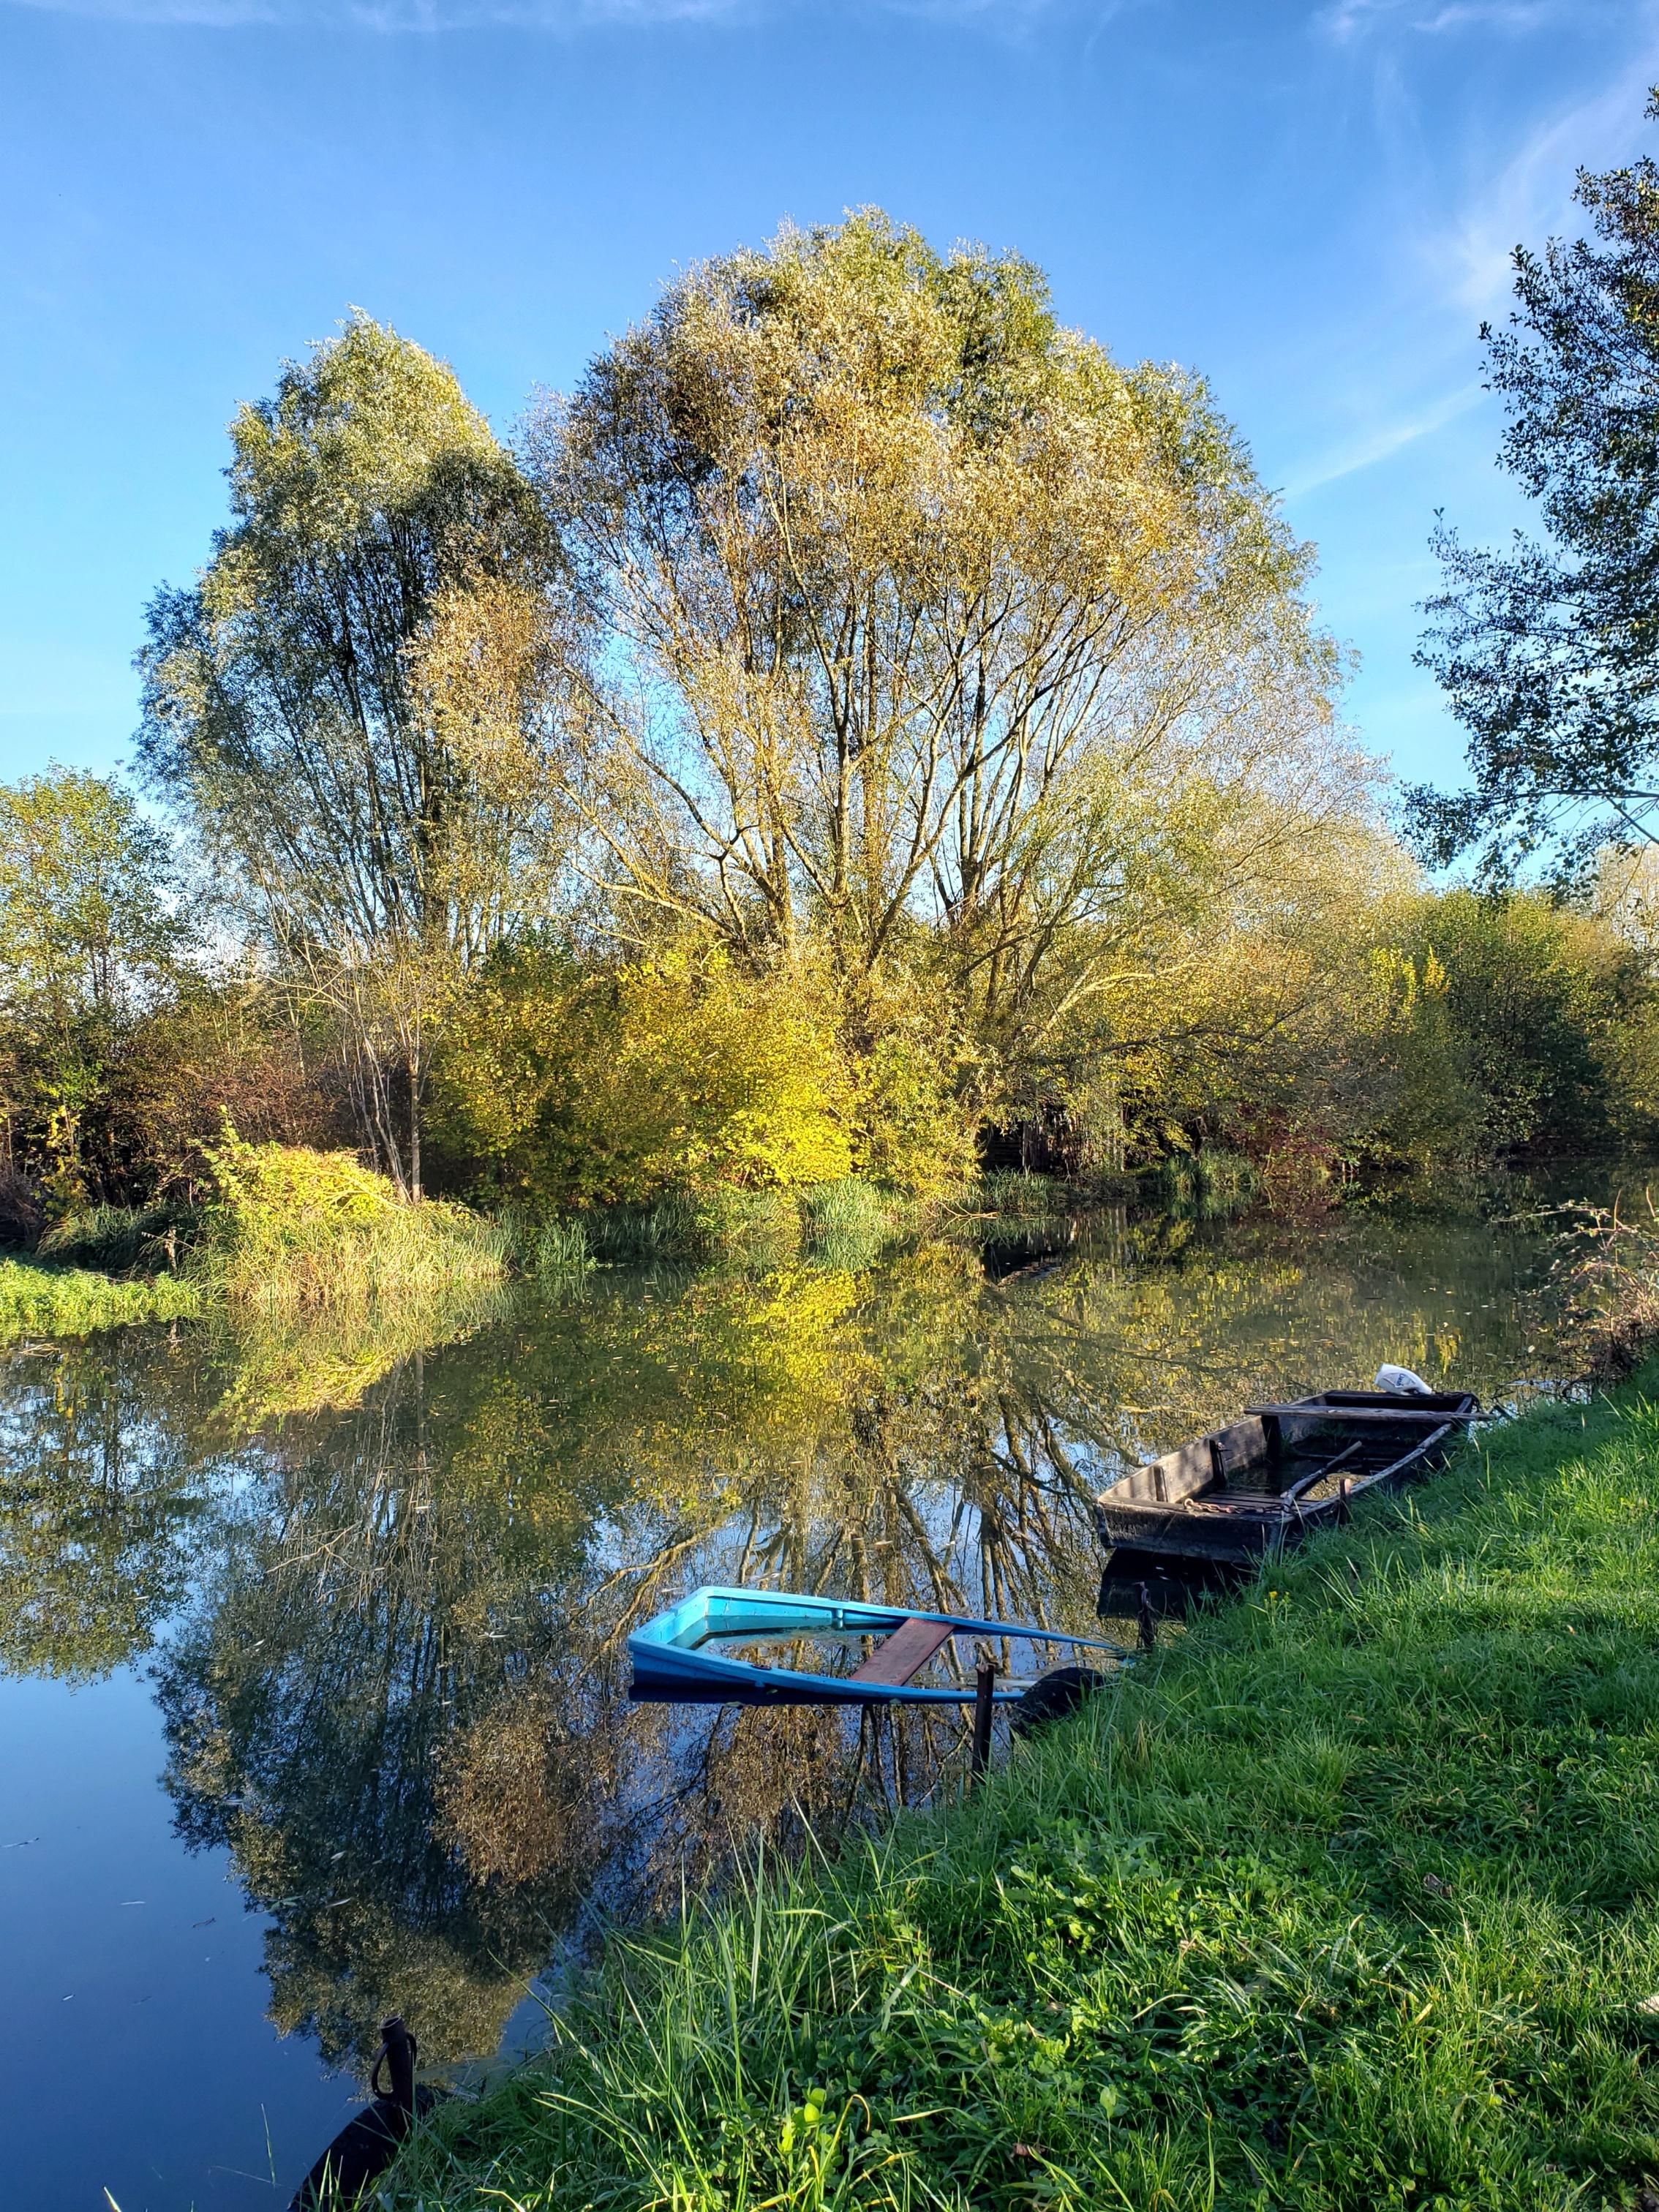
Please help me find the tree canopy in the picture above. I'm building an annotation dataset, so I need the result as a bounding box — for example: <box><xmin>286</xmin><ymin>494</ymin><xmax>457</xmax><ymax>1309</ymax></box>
<box><xmin>138</xmin><ymin>312</ymin><xmax>571</xmax><ymax>1195</ymax></box>
<box><xmin>0</xmin><ymin>768</ymin><xmax>187</xmax><ymax>1197</ymax></box>
<box><xmin>1</xmin><ymin>219</ymin><xmax>1644</xmax><ymax>1222</ymax></box>
<box><xmin>1415</xmin><ymin>92</ymin><xmax>1659</xmax><ymax>879</ymax></box>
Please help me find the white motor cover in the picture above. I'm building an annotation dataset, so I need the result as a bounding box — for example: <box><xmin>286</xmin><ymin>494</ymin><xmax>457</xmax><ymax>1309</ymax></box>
<box><xmin>1374</xmin><ymin>1363</ymin><xmax>1434</xmax><ymax>1396</ymax></box>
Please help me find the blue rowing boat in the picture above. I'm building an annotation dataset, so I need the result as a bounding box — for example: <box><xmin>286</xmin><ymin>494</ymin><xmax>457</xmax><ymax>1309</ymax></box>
<box><xmin>627</xmin><ymin>1584</ymin><xmax>1131</xmax><ymax>1707</ymax></box>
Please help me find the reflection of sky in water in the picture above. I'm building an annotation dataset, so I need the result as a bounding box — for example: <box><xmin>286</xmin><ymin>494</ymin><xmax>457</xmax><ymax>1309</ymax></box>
<box><xmin>0</xmin><ymin>1178</ymin><xmax>1618</xmax><ymax>2210</ymax></box>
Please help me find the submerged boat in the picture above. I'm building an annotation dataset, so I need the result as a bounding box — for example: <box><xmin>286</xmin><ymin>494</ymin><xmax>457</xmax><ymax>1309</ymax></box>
<box><xmin>1094</xmin><ymin>1387</ymin><xmax>1481</xmax><ymax>1566</ymax></box>
<box><xmin>628</xmin><ymin>1585</ymin><xmax>1130</xmax><ymax>1706</ymax></box>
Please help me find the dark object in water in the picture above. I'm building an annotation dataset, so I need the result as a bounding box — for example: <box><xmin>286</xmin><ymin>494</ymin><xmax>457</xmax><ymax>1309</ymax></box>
<box><xmin>287</xmin><ymin>2015</ymin><xmax>440</xmax><ymax>2211</ymax></box>
<box><xmin>1094</xmin><ymin>1389</ymin><xmax>1480</xmax><ymax>1566</ymax></box>
<box><xmin>1096</xmin><ymin>1547</ymin><xmax>1240</xmax><ymax>1623</ymax></box>
<box><xmin>1011</xmin><ymin>1664</ymin><xmax>1110</xmax><ymax>1736</ymax></box>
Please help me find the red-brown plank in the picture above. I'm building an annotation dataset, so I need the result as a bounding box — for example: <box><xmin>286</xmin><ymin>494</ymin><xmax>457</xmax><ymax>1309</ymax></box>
<box><xmin>848</xmin><ymin>1616</ymin><xmax>956</xmax><ymax>1687</ymax></box>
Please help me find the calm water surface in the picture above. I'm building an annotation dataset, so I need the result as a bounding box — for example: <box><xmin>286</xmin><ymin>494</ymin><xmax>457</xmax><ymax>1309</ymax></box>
<box><xmin>0</xmin><ymin>1184</ymin><xmax>1614</xmax><ymax>2208</ymax></box>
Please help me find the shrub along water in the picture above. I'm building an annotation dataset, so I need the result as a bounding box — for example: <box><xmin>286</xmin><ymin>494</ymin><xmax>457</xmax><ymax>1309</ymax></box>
<box><xmin>197</xmin><ymin>1132</ymin><xmax>511</xmax><ymax>1310</ymax></box>
<box><xmin>37</xmin><ymin>1200</ymin><xmax>200</xmax><ymax>1274</ymax></box>
<box><xmin>385</xmin><ymin>1377</ymin><xmax>1659</xmax><ymax>2212</ymax></box>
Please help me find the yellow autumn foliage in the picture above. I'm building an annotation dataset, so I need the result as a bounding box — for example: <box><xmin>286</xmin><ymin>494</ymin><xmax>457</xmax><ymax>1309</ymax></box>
<box><xmin>430</xmin><ymin>942</ymin><xmax>854</xmax><ymax>1209</ymax></box>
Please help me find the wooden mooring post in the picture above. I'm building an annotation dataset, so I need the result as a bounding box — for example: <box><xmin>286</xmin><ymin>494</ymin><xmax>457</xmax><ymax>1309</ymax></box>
<box><xmin>971</xmin><ymin>1661</ymin><xmax>996</xmax><ymax>1779</ymax></box>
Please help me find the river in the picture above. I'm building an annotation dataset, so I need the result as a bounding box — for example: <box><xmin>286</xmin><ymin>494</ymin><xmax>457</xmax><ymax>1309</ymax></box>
<box><xmin>0</xmin><ymin>1175</ymin><xmax>1615</xmax><ymax>2209</ymax></box>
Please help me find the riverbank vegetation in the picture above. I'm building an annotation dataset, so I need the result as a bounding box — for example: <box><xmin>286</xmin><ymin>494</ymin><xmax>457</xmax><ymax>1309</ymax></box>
<box><xmin>0</xmin><ymin>1257</ymin><xmax>201</xmax><ymax>1341</ymax></box>
<box><xmin>7</xmin><ymin>212</ymin><xmax>1659</xmax><ymax>1274</ymax></box>
<box><xmin>383</xmin><ymin>1372</ymin><xmax>1659</xmax><ymax>2212</ymax></box>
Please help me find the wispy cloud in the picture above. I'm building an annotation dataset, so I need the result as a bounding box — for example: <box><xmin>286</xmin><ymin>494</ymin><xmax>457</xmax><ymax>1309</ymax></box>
<box><xmin>1279</xmin><ymin>10</ymin><xmax>1659</xmax><ymax>512</ymax></box>
<box><xmin>3</xmin><ymin>0</ymin><xmax>754</xmax><ymax>21</ymax></box>
<box><xmin>1284</xmin><ymin>378</ymin><xmax>1486</xmax><ymax>499</ymax></box>
<box><xmin>1428</xmin><ymin>50</ymin><xmax>1659</xmax><ymax>312</ymax></box>
<box><xmin>3</xmin><ymin>0</ymin><xmax>1069</xmax><ymax>24</ymax></box>
<box><xmin>1318</xmin><ymin>0</ymin><xmax>1609</xmax><ymax>41</ymax></box>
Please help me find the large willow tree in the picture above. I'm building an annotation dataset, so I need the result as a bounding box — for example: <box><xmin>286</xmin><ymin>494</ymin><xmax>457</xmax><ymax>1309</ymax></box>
<box><xmin>535</xmin><ymin>214</ymin><xmax>1370</xmax><ymax>1123</ymax></box>
<box><xmin>138</xmin><ymin>315</ymin><xmax>570</xmax><ymax>1196</ymax></box>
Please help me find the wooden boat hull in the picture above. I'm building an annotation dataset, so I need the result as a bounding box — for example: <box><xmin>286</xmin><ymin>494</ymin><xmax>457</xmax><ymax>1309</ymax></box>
<box><xmin>1095</xmin><ymin>1390</ymin><xmax>1480</xmax><ymax>1567</ymax></box>
<box><xmin>628</xmin><ymin>1585</ymin><xmax>1129</xmax><ymax>1707</ymax></box>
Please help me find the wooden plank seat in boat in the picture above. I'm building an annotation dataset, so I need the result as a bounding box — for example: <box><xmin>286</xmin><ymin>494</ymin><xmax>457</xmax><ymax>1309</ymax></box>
<box><xmin>848</xmin><ymin>1615</ymin><xmax>956</xmax><ymax>1687</ymax></box>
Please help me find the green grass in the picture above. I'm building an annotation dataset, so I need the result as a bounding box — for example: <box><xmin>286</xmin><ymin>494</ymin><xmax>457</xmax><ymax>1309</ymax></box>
<box><xmin>0</xmin><ymin>1256</ymin><xmax>202</xmax><ymax>1339</ymax></box>
<box><xmin>492</xmin><ymin>1208</ymin><xmax>597</xmax><ymax>1282</ymax></box>
<box><xmin>584</xmin><ymin>1188</ymin><xmax>808</xmax><ymax>1271</ymax></box>
<box><xmin>37</xmin><ymin>1199</ymin><xmax>203</xmax><ymax>1274</ymax></box>
<box><xmin>959</xmin><ymin>1170</ymin><xmax>1075</xmax><ymax>1219</ymax></box>
<box><xmin>800</xmin><ymin>1178</ymin><xmax>896</xmax><ymax>1271</ymax></box>
<box><xmin>385</xmin><ymin>1377</ymin><xmax>1659</xmax><ymax>2211</ymax></box>
<box><xmin>1147</xmin><ymin>1146</ymin><xmax>1262</xmax><ymax>1216</ymax></box>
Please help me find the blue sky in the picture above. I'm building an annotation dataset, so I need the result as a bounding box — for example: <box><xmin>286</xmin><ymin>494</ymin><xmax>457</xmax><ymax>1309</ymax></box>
<box><xmin>2</xmin><ymin>0</ymin><xmax>1655</xmax><ymax>798</ymax></box>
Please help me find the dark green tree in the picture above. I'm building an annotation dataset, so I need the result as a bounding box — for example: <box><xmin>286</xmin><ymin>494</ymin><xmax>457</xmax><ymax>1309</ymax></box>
<box><xmin>1415</xmin><ymin>92</ymin><xmax>1659</xmax><ymax>879</ymax></box>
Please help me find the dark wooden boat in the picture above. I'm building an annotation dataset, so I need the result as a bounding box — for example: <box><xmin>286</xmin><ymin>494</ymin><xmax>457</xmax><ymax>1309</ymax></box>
<box><xmin>1094</xmin><ymin>1389</ymin><xmax>1480</xmax><ymax>1565</ymax></box>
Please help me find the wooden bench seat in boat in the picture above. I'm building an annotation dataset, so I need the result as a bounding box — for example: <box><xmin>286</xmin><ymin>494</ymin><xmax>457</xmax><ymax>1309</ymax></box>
<box><xmin>848</xmin><ymin>1616</ymin><xmax>956</xmax><ymax>1686</ymax></box>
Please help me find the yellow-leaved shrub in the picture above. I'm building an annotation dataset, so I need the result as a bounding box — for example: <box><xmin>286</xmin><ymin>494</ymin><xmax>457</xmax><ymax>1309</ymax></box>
<box><xmin>430</xmin><ymin>943</ymin><xmax>853</xmax><ymax>1211</ymax></box>
<box><xmin>202</xmin><ymin>1129</ymin><xmax>508</xmax><ymax>1307</ymax></box>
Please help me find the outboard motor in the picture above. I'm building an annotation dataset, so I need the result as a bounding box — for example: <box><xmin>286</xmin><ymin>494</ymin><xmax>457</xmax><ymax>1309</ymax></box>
<box><xmin>1374</xmin><ymin>1363</ymin><xmax>1434</xmax><ymax>1396</ymax></box>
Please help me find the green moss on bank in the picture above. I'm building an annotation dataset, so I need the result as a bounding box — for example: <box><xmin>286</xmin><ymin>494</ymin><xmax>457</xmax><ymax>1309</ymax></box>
<box><xmin>385</xmin><ymin>1378</ymin><xmax>1659</xmax><ymax>2212</ymax></box>
<box><xmin>0</xmin><ymin>1257</ymin><xmax>202</xmax><ymax>1339</ymax></box>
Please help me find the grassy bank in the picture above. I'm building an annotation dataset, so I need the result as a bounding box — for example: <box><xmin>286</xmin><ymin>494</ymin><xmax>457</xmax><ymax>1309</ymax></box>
<box><xmin>0</xmin><ymin>1256</ymin><xmax>202</xmax><ymax>1339</ymax></box>
<box><xmin>385</xmin><ymin>1377</ymin><xmax>1659</xmax><ymax>2212</ymax></box>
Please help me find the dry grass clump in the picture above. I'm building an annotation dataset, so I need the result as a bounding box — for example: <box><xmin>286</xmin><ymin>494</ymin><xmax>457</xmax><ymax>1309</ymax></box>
<box><xmin>1555</xmin><ymin>1192</ymin><xmax>1659</xmax><ymax>1383</ymax></box>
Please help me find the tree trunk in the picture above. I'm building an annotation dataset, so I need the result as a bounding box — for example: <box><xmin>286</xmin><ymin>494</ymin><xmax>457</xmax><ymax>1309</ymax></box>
<box><xmin>407</xmin><ymin>1050</ymin><xmax>422</xmax><ymax>1204</ymax></box>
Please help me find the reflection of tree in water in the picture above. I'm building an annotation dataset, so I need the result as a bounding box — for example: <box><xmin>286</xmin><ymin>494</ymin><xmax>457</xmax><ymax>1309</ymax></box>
<box><xmin>0</xmin><ymin>1332</ymin><xmax>214</xmax><ymax>1680</ymax></box>
<box><xmin>141</xmin><ymin>1235</ymin><xmax>1336</xmax><ymax>2066</ymax></box>
<box><xmin>155</xmin><ymin>1359</ymin><xmax>642</xmax><ymax>2069</ymax></box>
<box><xmin>2</xmin><ymin>1200</ymin><xmax>1572</xmax><ymax>2072</ymax></box>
